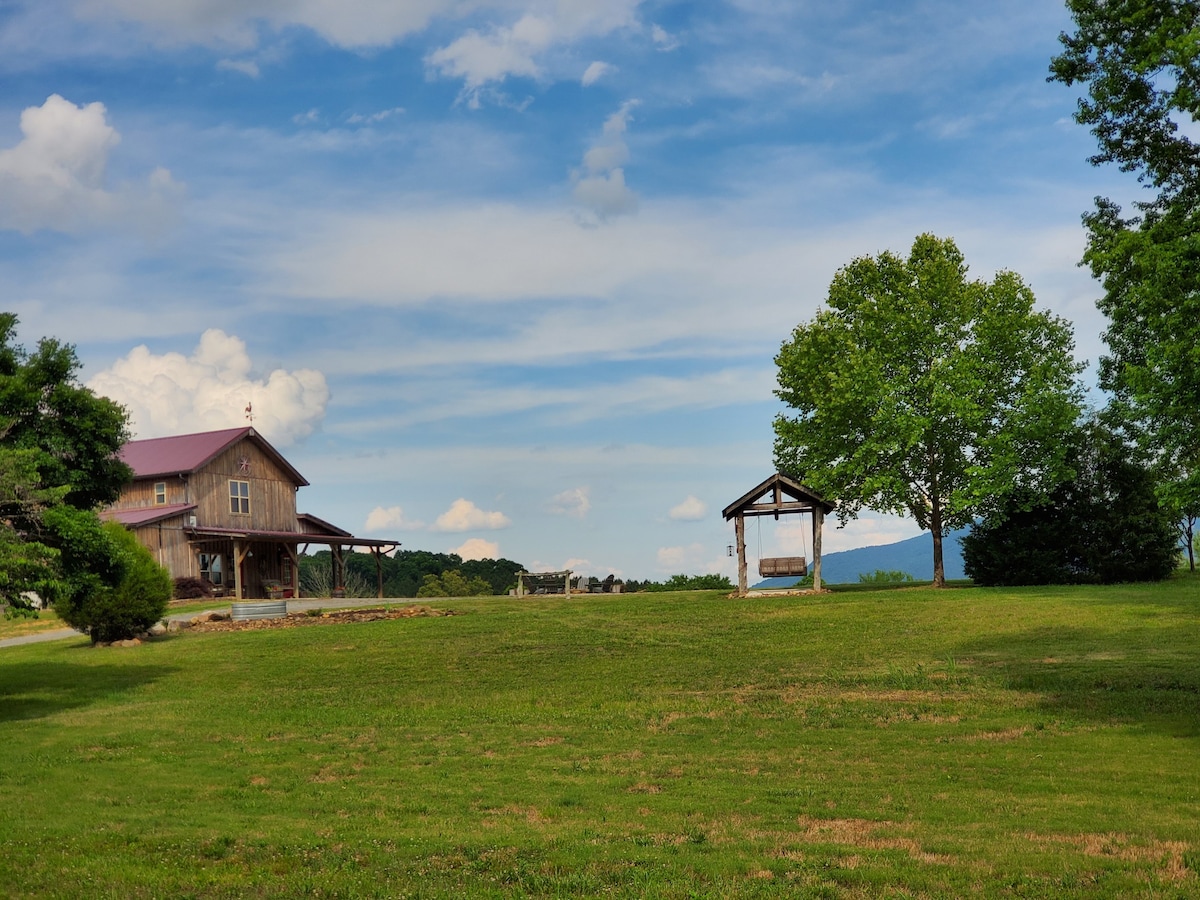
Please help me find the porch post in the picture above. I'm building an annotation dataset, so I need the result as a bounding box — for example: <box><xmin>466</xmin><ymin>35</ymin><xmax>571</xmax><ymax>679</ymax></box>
<box><xmin>233</xmin><ymin>540</ymin><xmax>248</xmax><ymax>600</ymax></box>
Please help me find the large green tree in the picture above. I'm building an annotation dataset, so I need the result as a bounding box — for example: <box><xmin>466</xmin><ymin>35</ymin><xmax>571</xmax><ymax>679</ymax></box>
<box><xmin>0</xmin><ymin>314</ymin><xmax>132</xmax><ymax>610</ymax></box>
<box><xmin>1050</xmin><ymin>1</ymin><xmax>1200</xmax><ymax>550</ymax></box>
<box><xmin>773</xmin><ymin>234</ymin><xmax>1084</xmax><ymax>586</ymax></box>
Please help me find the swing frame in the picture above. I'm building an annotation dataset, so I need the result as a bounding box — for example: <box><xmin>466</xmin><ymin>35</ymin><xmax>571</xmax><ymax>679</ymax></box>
<box><xmin>722</xmin><ymin>473</ymin><xmax>836</xmax><ymax>597</ymax></box>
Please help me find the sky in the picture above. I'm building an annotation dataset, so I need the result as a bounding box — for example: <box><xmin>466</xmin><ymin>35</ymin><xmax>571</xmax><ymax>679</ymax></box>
<box><xmin>0</xmin><ymin>0</ymin><xmax>1135</xmax><ymax>580</ymax></box>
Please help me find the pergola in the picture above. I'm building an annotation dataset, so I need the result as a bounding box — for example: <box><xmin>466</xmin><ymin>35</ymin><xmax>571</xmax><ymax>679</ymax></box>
<box><xmin>722</xmin><ymin>473</ymin><xmax>836</xmax><ymax>597</ymax></box>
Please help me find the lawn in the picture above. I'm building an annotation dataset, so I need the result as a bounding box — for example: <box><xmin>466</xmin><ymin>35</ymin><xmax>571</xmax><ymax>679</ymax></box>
<box><xmin>0</xmin><ymin>577</ymin><xmax>1197</xmax><ymax>898</ymax></box>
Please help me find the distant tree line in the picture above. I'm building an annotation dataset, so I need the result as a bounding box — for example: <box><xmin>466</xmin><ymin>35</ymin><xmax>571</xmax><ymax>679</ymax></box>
<box><xmin>299</xmin><ymin>549</ymin><xmax>525</xmax><ymax>598</ymax></box>
<box><xmin>624</xmin><ymin>574</ymin><xmax>734</xmax><ymax>593</ymax></box>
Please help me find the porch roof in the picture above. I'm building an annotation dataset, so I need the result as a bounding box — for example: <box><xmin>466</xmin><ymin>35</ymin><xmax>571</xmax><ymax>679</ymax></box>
<box><xmin>101</xmin><ymin>503</ymin><xmax>196</xmax><ymax>527</ymax></box>
<box><xmin>184</xmin><ymin>524</ymin><xmax>398</xmax><ymax>551</ymax></box>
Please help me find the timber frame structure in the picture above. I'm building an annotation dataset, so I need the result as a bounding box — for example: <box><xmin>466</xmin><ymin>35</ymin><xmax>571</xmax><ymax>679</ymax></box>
<box><xmin>102</xmin><ymin>428</ymin><xmax>398</xmax><ymax>600</ymax></box>
<box><xmin>722</xmin><ymin>473</ymin><xmax>836</xmax><ymax>597</ymax></box>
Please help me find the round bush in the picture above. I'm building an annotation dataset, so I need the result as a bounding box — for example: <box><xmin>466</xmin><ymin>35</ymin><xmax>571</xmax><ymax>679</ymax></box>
<box><xmin>56</xmin><ymin>522</ymin><xmax>172</xmax><ymax>643</ymax></box>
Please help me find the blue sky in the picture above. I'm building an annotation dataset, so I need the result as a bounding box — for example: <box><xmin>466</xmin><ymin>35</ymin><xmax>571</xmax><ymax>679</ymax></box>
<box><xmin>0</xmin><ymin>0</ymin><xmax>1130</xmax><ymax>579</ymax></box>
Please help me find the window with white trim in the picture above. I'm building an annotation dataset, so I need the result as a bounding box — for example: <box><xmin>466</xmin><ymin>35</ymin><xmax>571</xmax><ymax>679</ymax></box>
<box><xmin>154</xmin><ymin>482</ymin><xmax>166</xmax><ymax>505</ymax></box>
<box><xmin>229</xmin><ymin>479</ymin><xmax>250</xmax><ymax>515</ymax></box>
<box><xmin>200</xmin><ymin>553</ymin><xmax>223</xmax><ymax>586</ymax></box>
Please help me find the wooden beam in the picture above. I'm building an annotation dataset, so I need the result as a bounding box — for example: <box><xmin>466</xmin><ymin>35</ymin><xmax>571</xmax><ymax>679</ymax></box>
<box><xmin>735</xmin><ymin>515</ymin><xmax>747</xmax><ymax>598</ymax></box>
<box><xmin>812</xmin><ymin>507</ymin><xmax>823</xmax><ymax>591</ymax></box>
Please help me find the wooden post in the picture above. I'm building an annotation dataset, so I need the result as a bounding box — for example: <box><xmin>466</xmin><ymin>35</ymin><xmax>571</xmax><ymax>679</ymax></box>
<box><xmin>372</xmin><ymin>547</ymin><xmax>384</xmax><ymax>598</ymax></box>
<box><xmin>735</xmin><ymin>515</ymin><xmax>748</xmax><ymax>597</ymax></box>
<box><xmin>233</xmin><ymin>541</ymin><xmax>248</xmax><ymax>600</ymax></box>
<box><xmin>812</xmin><ymin>507</ymin><xmax>823</xmax><ymax>591</ymax></box>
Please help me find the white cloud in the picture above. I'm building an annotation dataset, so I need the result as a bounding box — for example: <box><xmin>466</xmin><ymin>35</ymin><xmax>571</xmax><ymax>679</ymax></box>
<box><xmin>292</xmin><ymin>108</ymin><xmax>321</xmax><ymax>125</ymax></box>
<box><xmin>581</xmin><ymin>60</ymin><xmax>613</xmax><ymax>86</ymax></box>
<box><xmin>668</xmin><ymin>495</ymin><xmax>707</xmax><ymax>521</ymax></box>
<box><xmin>425</xmin><ymin>4</ymin><xmax>640</xmax><ymax>97</ymax></box>
<box><xmin>364</xmin><ymin>505</ymin><xmax>424</xmax><ymax>532</ymax></box>
<box><xmin>650</xmin><ymin>23</ymin><xmax>679</xmax><ymax>51</ymax></box>
<box><xmin>453</xmin><ymin>537</ymin><xmax>500</xmax><ymax>560</ymax></box>
<box><xmin>773</xmin><ymin>515</ymin><xmax>923</xmax><ymax>556</ymax></box>
<box><xmin>547</xmin><ymin>486</ymin><xmax>590</xmax><ymax>518</ymax></box>
<box><xmin>87</xmin><ymin>329</ymin><xmax>329</xmax><ymax>447</ymax></box>
<box><xmin>572</xmin><ymin>100</ymin><xmax>639</xmax><ymax>220</ymax></box>
<box><xmin>432</xmin><ymin>498</ymin><xmax>511</xmax><ymax>532</ymax></box>
<box><xmin>346</xmin><ymin>107</ymin><xmax>405</xmax><ymax>125</ymax></box>
<box><xmin>656</xmin><ymin>543</ymin><xmax>730</xmax><ymax>575</ymax></box>
<box><xmin>0</xmin><ymin>94</ymin><xmax>179</xmax><ymax>233</ymax></box>
<box><xmin>216</xmin><ymin>58</ymin><xmax>259</xmax><ymax>77</ymax></box>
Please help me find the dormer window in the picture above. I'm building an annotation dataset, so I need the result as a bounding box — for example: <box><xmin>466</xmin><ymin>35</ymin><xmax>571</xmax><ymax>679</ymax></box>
<box><xmin>154</xmin><ymin>482</ymin><xmax>166</xmax><ymax>505</ymax></box>
<box><xmin>229</xmin><ymin>479</ymin><xmax>250</xmax><ymax>515</ymax></box>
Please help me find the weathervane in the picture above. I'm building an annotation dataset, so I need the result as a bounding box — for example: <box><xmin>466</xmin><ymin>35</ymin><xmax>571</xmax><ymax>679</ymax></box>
<box><xmin>244</xmin><ymin>401</ymin><xmax>254</xmax><ymax>425</ymax></box>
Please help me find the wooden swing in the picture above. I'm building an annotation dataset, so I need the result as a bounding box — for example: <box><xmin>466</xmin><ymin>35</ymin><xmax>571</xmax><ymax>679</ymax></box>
<box><xmin>756</xmin><ymin>513</ymin><xmax>807</xmax><ymax>578</ymax></box>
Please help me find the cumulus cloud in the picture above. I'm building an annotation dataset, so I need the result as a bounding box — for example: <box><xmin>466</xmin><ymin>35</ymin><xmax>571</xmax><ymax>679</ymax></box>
<box><xmin>432</xmin><ymin>498</ymin><xmax>511</xmax><ymax>532</ymax></box>
<box><xmin>668</xmin><ymin>495</ymin><xmax>707</xmax><ymax>521</ymax></box>
<box><xmin>346</xmin><ymin>107</ymin><xmax>405</xmax><ymax>125</ymax></box>
<box><xmin>0</xmin><ymin>94</ymin><xmax>179</xmax><ymax>233</ymax></box>
<box><xmin>364</xmin><ymin>505</ymin><xmax>424</xmax><ymax>532</ymax></box>
<box><xmin>87</xmin><ymin>329</ymin><xmax>329</xmax><ymax>446</ymax></box>
<box><xmin>581</xmin><ymin>60</ymin><xmax>613</xmax><ymax>86</ymax></box>
<box><xmin>453</xmin><ymin>537</ymin><xmax>500</xmax><ymax>560</ymax></box>
<box><xmin>572</xmin><ymin>100</ymin><xmax>639</xmax><ymax>220</ymax></box>
<box><xmin>547</xmin><ymin>486</ymin><xmax>590</xmax><ymax>518</ymax></box>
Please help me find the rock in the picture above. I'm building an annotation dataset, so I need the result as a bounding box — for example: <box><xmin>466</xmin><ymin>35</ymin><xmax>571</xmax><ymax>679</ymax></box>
<box><xmin>115</xmin><ymin>638</ymin><xmax>141</xmax><ymax>648</ymax></box>
<box><xmin>190</xmin><ymin>611</ymin><xmax>226</xmax><ymax>624</ymax></box>
<box><xmin>167</xmin><ymin>620</ymin><xmax>183</xmax><ymax>632</ymax></box>
<box><xmin>147</xmin><ymin>622</ymin><xmax>167</xmax><ymax>636</ymax></box>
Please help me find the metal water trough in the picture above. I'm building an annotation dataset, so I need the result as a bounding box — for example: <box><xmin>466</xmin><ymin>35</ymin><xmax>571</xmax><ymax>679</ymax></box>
<box><xmin>231</xmin><ymin>600</ymin><xmax>288</xmax><ymax>621</ymax></box>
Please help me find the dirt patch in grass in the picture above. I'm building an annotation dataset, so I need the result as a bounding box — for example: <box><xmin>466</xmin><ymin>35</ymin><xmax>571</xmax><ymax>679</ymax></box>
<box><xmin>1027</xmin><ymin>832</ymin><xmax>1192</xmax><ymax>882</ymax></box>
<box><xmin>186</xmin><ymin>605</ymin><xmax>456</xmax><ymax>633</ymax></box>
<box><xmin>794</xmin><ymin>816</ymin><xmax>954</xmax><ymax>866</ymax></box>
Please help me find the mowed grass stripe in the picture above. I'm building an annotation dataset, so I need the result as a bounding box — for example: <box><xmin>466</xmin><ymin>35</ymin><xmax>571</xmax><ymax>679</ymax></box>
<box><xmin>1</xmin><ymin>579</ymin><xmax>1197</xmax><ymax>898</ymax></box>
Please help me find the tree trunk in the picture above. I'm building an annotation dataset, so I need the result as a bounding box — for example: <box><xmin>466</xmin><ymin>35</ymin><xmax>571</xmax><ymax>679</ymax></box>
<box><xmin>930</xmin><ymin>495</ymin><xmax>946</xmax><ymax>588</ymax></box>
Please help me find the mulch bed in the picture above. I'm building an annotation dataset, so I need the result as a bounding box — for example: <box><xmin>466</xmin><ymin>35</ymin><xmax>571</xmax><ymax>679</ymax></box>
<box><xmin>186</xmin><ymin>605</ymin><xmax>456</xmax><ymax>633</ymax></box>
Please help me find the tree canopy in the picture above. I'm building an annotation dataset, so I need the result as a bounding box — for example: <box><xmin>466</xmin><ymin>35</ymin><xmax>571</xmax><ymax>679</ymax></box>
<box><xmin>1050</xmin><ymin>1</ymin><xmax>1200</xmax><ymax>552</ymax></box>
<box><xmin>0</xmin><ymin>314</ymin><xmax>133</xmax><ymax>612</ymax></box>
<box><xmin>773</xmin><ymin>234</ymin><xmax>1084</xmax><ymax>586</ymax></box>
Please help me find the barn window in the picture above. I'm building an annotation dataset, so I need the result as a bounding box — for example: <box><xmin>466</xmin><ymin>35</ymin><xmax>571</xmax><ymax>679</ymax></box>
<box><xmin>229</xmin><ymin>479</ymin><xmax>250</xmax><ymax>515</ymax></box>
<box><xmin>154</xmin><ymin>482</ymin><xmax>166</xmax><ymax>505</ymax></box>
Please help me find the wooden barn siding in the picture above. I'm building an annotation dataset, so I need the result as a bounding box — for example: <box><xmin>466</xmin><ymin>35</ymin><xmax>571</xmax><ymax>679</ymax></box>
<box><xmin>185</xmin><ymin>442</ymin><xmax>300</xmax><ymax>533</ymax></box>
<box><xmin>132</xmin><ymin>521</ymin><xmax>198</xmax><ymax>578</ymax></box>
<box><xmin>114</xmin><ymin>478</ymin><xmax>179</xmax><ymax>509</ymax></box>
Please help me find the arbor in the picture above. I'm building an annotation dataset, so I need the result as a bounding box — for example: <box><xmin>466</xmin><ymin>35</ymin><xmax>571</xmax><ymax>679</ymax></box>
<box><xmin>1050</xmin><ymin>2</ymin><xmax>1200</xmax><ymax>551</ymax></box>
<box><xmin>962</xmin><ymin>420</ymin><xmax>1179</xmax><ymax>586</ymax></box>
<box><xmin>773</xmin><ymin>234</ymin><xmax>1084</xmax><ymax>586</ymax></box>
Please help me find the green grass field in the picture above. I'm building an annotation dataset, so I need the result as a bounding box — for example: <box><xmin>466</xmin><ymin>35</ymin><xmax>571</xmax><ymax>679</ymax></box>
<box><xmin>1</xmin><ymin>578</ymin><xmax>1198</xmax><ymax>898</ymax></box>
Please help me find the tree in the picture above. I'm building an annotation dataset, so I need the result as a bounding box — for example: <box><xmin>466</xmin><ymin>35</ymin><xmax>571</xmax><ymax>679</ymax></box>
<box><xmin>962</xmin><ymin>420</ymin><xmax>1179</xmax><ymax>586</ymax></box>
<box><xmin>773</xmin><ymin>234</ymin><xmax>1084</xmax><ymax>587</ymax></box>
<box><xmin>1050</xmin><ymin>2</ymin><xmax>1200</xmax><ymax>552</ymax></box>
<box><xmin>0</xmin><ymin>314</ymin><xmax>133</xmax><ymax>610</ymax></box>
<box><xmin>55</xmin><ymin>521</ymin><xmax>172</xmax><ymax>643</ymax></box>
<box><xmin>0</xmin><ymin>314</ymin><xmax>131</xmax><ymax>510</ymax></box>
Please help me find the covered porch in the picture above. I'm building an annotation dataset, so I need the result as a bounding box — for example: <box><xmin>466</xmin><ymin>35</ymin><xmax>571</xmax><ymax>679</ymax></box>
<box><xmin>185</xmin><ymin>525</ymin><xmax>398</xmax><ymax>600</ymax></box>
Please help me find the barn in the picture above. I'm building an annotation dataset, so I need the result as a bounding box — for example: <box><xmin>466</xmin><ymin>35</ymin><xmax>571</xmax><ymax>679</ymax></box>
<box><xmin>101</xmin><ymin>427</ymin><xmax>397</xmax><ymax>599</ymax></box>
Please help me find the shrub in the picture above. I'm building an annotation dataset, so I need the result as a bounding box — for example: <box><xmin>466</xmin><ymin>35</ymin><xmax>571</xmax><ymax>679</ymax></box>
<box><xmin>56</xmin><ymin>522</ymin><xmax>172</xmax><ymax>643</ymax></box>
<box><xmin>172</xmin><ymin>576</ymin><xmax>214</xmax><ymax>600</ymax></box>
<box><xmin>963</xmin><ymin>421</ymin><xmax>1179</xmax><ymax>586</ymax></box>
<box><xmin>858</xmin><ymin>570</ymin><xmax>916</xmax><ymax>584</ymax></box>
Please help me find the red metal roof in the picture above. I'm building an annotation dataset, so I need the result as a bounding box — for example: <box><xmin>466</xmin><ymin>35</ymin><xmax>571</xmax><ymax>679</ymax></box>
<box><xmin>100</xmin><ymin>503</ymin><xmax>196</xmax><ymax>527</ymax></box>
<box><xmin>119</xmin><ymin>427</ymin><xmax>309</xmax><ymax>486</ymax></box>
